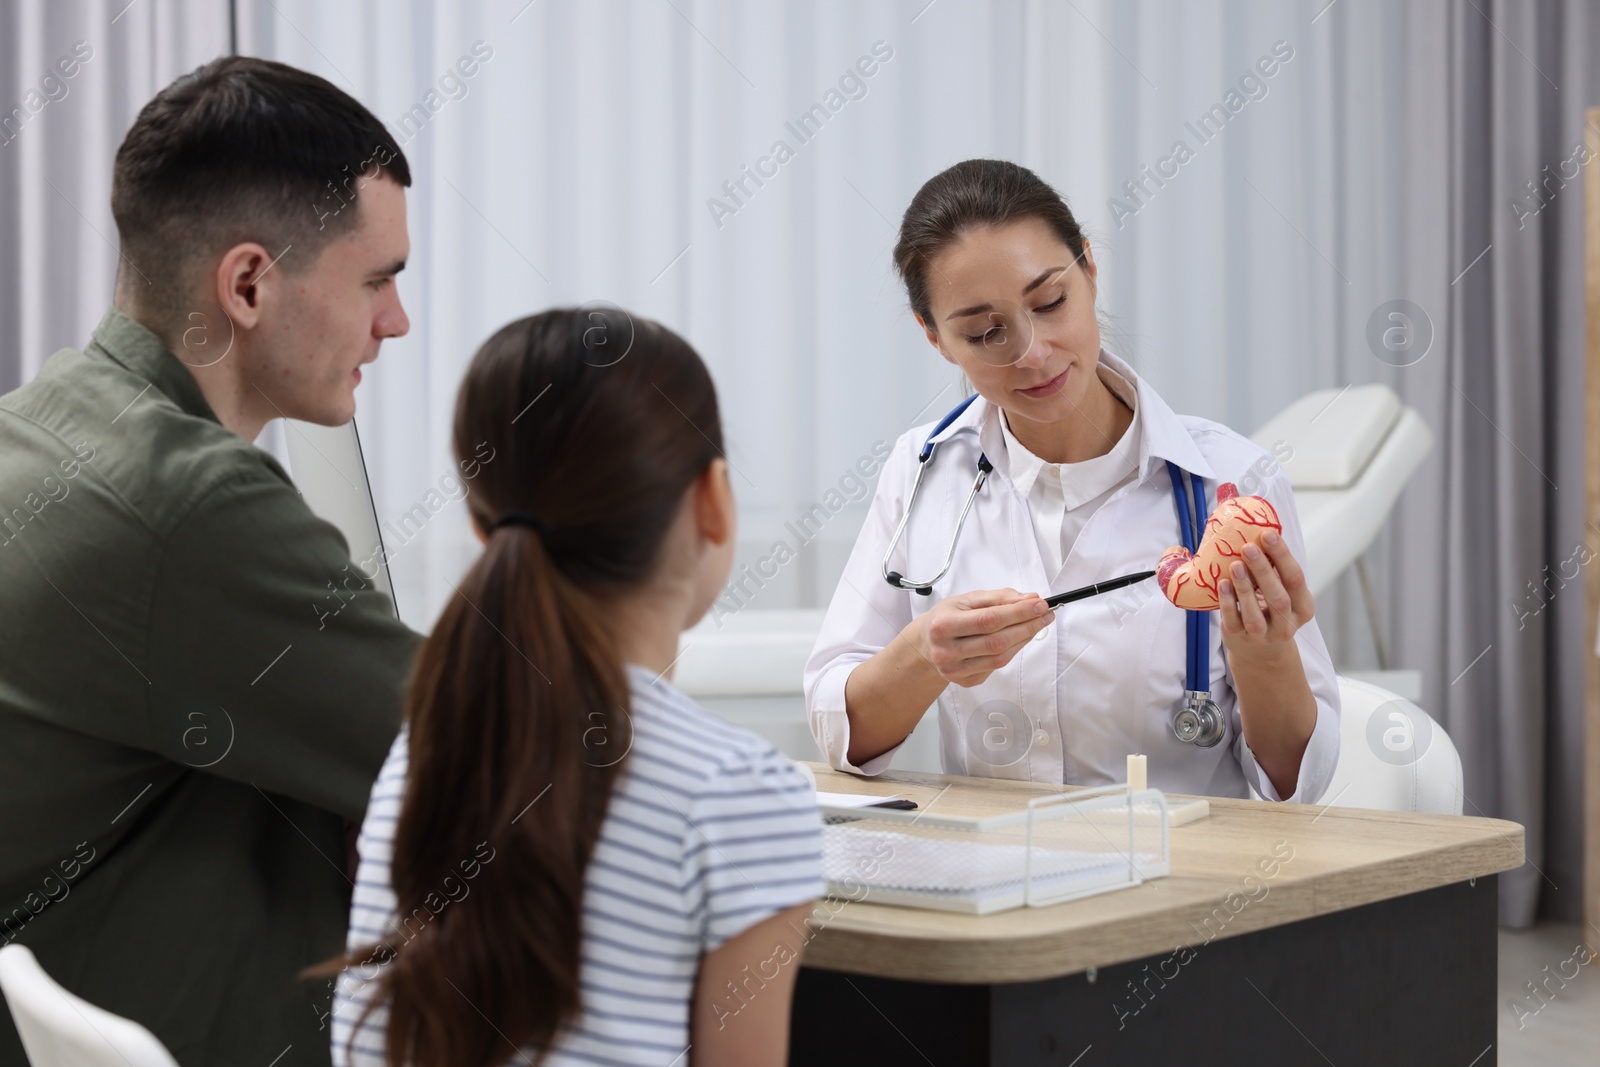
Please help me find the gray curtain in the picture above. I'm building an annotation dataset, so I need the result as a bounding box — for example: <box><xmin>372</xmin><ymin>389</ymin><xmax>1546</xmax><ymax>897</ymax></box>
<box><xmin>1340</xmin><ymin>0</ymin><xmax>1592</xmax><ymax>928</ymax></box>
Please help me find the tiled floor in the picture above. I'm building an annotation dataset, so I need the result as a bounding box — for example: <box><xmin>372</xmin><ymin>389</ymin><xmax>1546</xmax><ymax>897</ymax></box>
<box><xmin>1497</xmin><ymin>922</ymin><xmax>1600</xmax><ymax>1066</ymax></box>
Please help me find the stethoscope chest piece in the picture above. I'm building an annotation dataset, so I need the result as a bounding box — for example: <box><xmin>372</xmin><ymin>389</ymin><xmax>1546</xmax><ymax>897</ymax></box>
<box><xmin>1173</xmin><ymin>690</ymin><xmax>1225</xmax><ymax>748</ymax></box>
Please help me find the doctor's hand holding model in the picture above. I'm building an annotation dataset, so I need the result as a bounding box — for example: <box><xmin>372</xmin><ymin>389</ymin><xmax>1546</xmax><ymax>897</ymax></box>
<box><xmin>804</xmin><ymin>159</ymin><xmax>1340</xmax><ymax>802</ymax></box>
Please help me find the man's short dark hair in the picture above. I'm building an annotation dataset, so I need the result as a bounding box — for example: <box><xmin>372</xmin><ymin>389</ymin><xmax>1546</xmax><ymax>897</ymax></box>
<box><xmin>111</xmin><ymin>56</ymin><xmax>411</xmax><ymax>320</ymax></box>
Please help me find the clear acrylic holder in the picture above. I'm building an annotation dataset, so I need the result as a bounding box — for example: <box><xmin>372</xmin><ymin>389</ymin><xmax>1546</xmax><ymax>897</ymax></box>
<box><xmin>820</xmin><ymin>785</ymin><xmax>1170</xmax><ymax>916</ymax></box>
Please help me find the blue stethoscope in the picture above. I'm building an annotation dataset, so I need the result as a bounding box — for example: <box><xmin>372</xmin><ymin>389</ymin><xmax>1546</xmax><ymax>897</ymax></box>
<box><xmin>1166</xmin><ymin>460</ymin><xmax>1226</xmax><ymax>747</ymax></box>
<box><xmin>882</xmin><ymin>396</ymin><xmax>1226</xmax><ymax>748</ymax></box>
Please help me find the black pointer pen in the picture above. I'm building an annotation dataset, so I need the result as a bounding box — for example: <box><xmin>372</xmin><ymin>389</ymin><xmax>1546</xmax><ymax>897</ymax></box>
<box><xmin>1043</xmin><ymin>570</ymin><xmax>1157</xmax><ymax>610</ymax></box>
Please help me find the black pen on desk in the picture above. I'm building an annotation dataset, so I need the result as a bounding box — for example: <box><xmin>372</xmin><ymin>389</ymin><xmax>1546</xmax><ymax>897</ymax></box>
<box><xmin>1043</xmin><ymin>570</ymin><xmax>1157</xmax><ymax>610</ymax></box>
<box><xmin>868</xmin><ymin>799</ymin><xmax>918</xmax><ymax>810</ymax></box>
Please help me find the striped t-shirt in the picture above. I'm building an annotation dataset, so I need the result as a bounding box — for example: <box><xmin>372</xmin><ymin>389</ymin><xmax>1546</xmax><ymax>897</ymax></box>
<box><xmin>330</xmin><ymin>664</ymin><xmax>824</xmax><ymax>1067</ymax></box>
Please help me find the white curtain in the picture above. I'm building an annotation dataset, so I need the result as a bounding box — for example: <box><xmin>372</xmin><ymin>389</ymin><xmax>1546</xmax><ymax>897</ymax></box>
<box><xmin>233</xmin><ymin>0</ymin><xmax>1360</xmax><ymax>622</ymax></box>
<box><xmin>0</xmin><ymin>0</ymin><xmax>231</xmax><ymax>393</ymax></box>
<box><xmin>232</xmin><ymin>0</ymin><xmax>1429</xmax><ymax>711</ymax></box>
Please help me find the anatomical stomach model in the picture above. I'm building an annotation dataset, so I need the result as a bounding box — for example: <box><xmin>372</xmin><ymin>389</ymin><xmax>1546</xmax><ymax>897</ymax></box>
<box><xmin>1156</xmin><ymin>483</ymin><xmax>1283</xmax><ymax>610</ymax></box>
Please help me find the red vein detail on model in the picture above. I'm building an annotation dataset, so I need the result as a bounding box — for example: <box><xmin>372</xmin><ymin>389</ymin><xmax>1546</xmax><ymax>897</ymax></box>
<box><xmin>1156</xmin><ymin>482</ymin><xmax>1282</xmax><ymax>611</ymax></box>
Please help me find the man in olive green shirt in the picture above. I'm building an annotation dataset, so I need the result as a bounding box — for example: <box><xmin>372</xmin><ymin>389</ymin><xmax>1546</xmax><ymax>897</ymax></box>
<box><xmin>0</xmin><ymin>58</ymin><xmax>422</xmax><ymax>1065</ymax></box>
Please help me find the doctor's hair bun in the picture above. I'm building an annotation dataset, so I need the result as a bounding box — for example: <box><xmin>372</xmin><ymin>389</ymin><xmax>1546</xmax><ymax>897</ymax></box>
<box><xmin>893</xmin><ymin>159</ymin><xmax>1088</xmax><ymax>330</ymax></box>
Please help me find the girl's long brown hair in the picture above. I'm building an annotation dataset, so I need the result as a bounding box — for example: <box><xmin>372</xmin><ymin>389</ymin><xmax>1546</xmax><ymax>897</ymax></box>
<box><xmin>323</xmin><ymin>308</ymin><xmax>722</xmax><ymax>1067</ymax></box>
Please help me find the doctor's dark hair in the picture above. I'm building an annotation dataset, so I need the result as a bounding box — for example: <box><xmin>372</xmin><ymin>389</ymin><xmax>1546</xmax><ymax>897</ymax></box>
<box><xmin>893</xmin><ymin>159</ymin><xmax>1088</xmax><ymax>332</ymax></box>
<box><xmin>324</xmin><ymin>308</ymin><xmax>722</xmax><ymax>1067</ymax></box>
<box><xmin>111</xmin><ymin>55</ymin><xmax>410</xmax><ymax>322</ymax></box>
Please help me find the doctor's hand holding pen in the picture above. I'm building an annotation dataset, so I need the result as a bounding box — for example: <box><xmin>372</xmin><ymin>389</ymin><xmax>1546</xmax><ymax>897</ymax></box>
<box><xmin>1216</xmin><ymin>528</ymin><xmax>1319</xmax><ymax>797</ymax></box>
<box><xmin>842</xmin><ymin>588</ymin><xmax>1055</xmax><ymax>766</ymax></box>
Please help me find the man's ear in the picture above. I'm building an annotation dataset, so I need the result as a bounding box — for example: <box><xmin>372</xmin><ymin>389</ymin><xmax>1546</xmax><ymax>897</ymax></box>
<box><xmin>694</xmin><ymin>458</ymin><xmax>734</xmax><ymax>547</ymax></box>
<box><xmin>213</xmin><ymin>241</ymin><xmax>279</xmax><ymax>330</ymax></box>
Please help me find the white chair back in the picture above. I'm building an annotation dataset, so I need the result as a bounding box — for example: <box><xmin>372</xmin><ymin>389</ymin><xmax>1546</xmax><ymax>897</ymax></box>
<box><xmin>1251</xmin><ymin>384</ymin><xmax>1434</xmax><ymax>599</ymax></box>
<box><xmin>0</xmin><ymin>945</ymin><xmax>179</xmax><ymax>1067</ymax></box>
<box><xmin>1323</xmin><ymin>675</ymin><xmax>1464</xmax><ymax>815</ymax></box>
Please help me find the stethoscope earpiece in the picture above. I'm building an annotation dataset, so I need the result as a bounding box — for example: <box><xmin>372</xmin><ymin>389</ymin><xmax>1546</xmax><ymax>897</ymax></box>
<box><xmin>885</xmin><ymin>570</ymin><xmax>935</xmax><ymax>596</ymax></box>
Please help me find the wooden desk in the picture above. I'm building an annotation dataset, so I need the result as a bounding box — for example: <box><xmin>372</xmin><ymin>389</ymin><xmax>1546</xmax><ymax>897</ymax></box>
<box><xmin>791</xmin><ymin>764</ymin><xmax>1524</xmax><ymax>1067</ymax></box>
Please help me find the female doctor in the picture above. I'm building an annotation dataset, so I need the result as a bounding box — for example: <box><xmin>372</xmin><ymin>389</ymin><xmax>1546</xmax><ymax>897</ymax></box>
<box><xmin>804</xmin><ymin>159</ymin><xmax>1340</xmax><ymax>802</ymax></box>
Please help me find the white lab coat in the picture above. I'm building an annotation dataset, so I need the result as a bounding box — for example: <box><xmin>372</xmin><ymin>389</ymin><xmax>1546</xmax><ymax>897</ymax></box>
<box><xmin>804</xmin><ymin>350</ymin><xmax>1341</xmax><ymax>802</ymax></box>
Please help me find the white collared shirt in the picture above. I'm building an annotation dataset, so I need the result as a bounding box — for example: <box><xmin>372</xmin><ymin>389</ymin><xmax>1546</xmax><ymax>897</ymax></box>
<box><xmin>804</xmin><ymin>348</ymin><xmax>1341</xmax><ymax>803</ymax></box>
<box><xmin>998</xmin><ymin>362</ymin><xmax>1143</xmax><ymax>581</ymax></box>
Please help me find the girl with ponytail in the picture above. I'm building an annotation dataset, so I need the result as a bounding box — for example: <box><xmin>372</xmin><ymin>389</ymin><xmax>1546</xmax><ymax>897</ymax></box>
<box><xmin>324</xmin><ymin>308</ymin><xmax>822</xmax><ymax>1067</ymax></box>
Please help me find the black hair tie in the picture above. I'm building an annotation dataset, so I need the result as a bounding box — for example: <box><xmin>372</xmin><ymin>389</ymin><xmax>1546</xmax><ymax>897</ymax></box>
<box><xmin>492</xmin><ymin>511</ymin><xmax>549</xmax><ymax>537</ymax></box>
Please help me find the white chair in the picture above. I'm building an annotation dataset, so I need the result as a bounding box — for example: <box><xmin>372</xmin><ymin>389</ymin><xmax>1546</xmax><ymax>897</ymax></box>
<box><xmin>0</xmin><ymin>945</ymin><xmax>179</xmax><ymax>1067</ymax></box>
<box><xmin>1251</xmin><ymin>383</ymin><xmax>1434</xmax><ymax>670</ymax></box>
<box><xmin>672</xmin><ymin>607</ymin><xmax>962</xmax><ymax>768</ymax></box>
<box><xmin>676</xmin><ymin>607</ymin><xmax>825</xmax><ymax>697</ymax></box>
<box><xmin>1318</xmin><ymin>675</ymin><xmax>1464</xmax><ymax>815</ymax></box>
